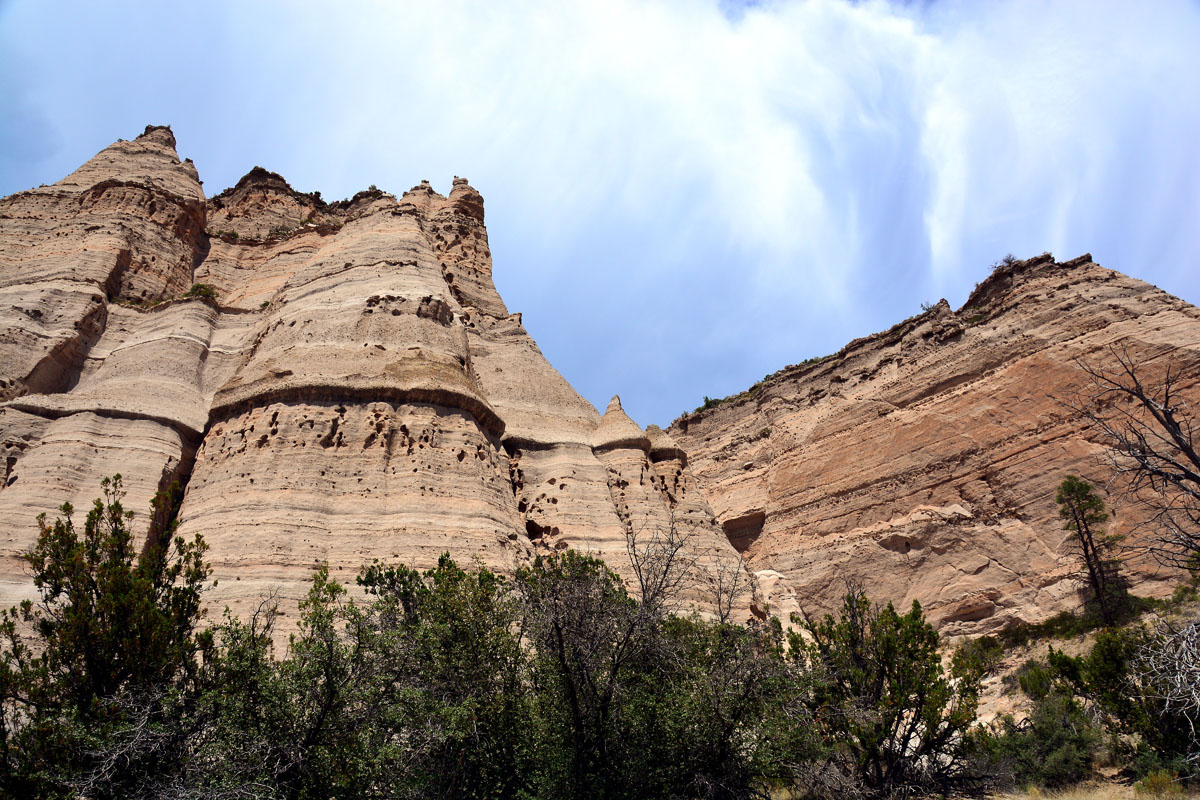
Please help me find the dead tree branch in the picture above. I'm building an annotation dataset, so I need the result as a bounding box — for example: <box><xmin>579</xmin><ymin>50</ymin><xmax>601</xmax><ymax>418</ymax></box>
<box><xmin>1074</xmin><ymin>347</ymin><xmax>1200</xmax><ymax>569</ymax></box>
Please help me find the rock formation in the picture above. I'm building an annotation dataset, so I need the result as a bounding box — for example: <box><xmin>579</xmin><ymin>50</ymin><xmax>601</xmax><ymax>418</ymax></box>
<box><xmin>0</xmin><ymin>126</ymin><xmax>747</xmax><ymax>631</ymax></box>
<box><xmin>670</xmin><ymin>254</ymin><xmax>1200</xmax><ymax>634</ymax></box>
<box><xmin>6</xmin><ymin>127</ymin><xmax>1198</xmax><ymax>640</ymax></box>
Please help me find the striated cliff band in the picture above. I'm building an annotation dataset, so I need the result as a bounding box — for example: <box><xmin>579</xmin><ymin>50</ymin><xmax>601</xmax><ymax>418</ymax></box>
<box><xmin>3</xmin><ymin>126</ymin><xmax>1198</xmax><ymax>639</ymax></box>
<box><xmin>670</xmin><ymin>253</ymin><xmax>1200</xmax><ymax>635</ymax></box>
<box><xmin>0</xmin><ymin>126</ymin><xmax>747</xmax><ymax>630</ymax></box>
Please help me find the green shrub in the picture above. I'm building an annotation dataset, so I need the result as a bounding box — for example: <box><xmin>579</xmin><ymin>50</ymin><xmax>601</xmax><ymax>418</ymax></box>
<box><xmin>0</xmin><ymin>476</ymin><xmax>209</xmax><ymax>798</ymax></box>
<box><xmin>6</xmin><ymin>488</ymin><xmax>1008</xmax><ymax>799</ymax></box>
<box><xmin>795</xmin><ymin>589</ymin><xmax>989</xmax><ymax>797</ymax></box>
<box><xmin>191</xmin><ymin>556</ymin><xmax>539</xmax><ymax>799</ymax></box>
<box><xmin>999</xmin><ymin>608</ymin><xmax>1103</xmax><ymax>649</ymax></box>
<box><xmin>957</xmin><ymin>634</ymin><xmax>1005</xmax><ymax>676</ymax></box>
<box><xmin>184</xmin><ymin>282</ymin><xmax>218</xmax><ymax>301</ymax></box>
<box><xmin>985</xmin><ymin>691</ymin><xmax>1101</xmax><ymax>789</ymax></box>
<box><xmin>1135</xmin><ymin>769</ymin><xmax>1185</xmax><ymax>798</ymax></box>
<box><xmin>1016</xmin><ymin>658</ymin><xmax>1057</xmax><ymax>701</ymax></box>
<box><xmin>1057</xmin><ymin>627</ymin><xmax>1199</xmax><ymax>778</ymax></box>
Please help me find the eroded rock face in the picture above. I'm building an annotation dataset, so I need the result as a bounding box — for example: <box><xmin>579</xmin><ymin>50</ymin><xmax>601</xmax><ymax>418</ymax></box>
<box><xmin>670</xmin><ymin>254</ymin><xmax>1200</xmax><ymax>635</ymax></box>
<box><xmin>0</xmin><ymin>126</ymin><xmax>205</xmax><ymax>403</ymax></box>
<box><xmin>0</xmin><ymin>128</ymin><xmax>748</xmax><ymax>631</ymax></box>
<box><xmin>11</xmin><ymin>129</ymin><xmax>1192</xmax><ymax>641</ymax></box>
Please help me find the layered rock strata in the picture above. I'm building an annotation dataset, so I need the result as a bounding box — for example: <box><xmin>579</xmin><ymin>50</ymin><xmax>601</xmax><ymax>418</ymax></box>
<box><xmin>670</xmin><ymin>254</ymin><xmax>1200</xmax><ymax>634</ymax></box>
<box><xmin>0</xmin><ymin>127</ymin><xmax>747</xmax><ymax>630</ymax></box>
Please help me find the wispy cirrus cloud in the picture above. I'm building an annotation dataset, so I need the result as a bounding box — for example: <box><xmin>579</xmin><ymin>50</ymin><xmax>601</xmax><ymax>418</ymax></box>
<box><xmin>2</xmin><ymin>0</ymin><xmax>1198</xmax><ymax>424</ymax></box>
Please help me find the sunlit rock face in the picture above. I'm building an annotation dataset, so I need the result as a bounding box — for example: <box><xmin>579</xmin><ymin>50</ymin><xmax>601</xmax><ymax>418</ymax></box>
<box><xmin>670</xmin><ymin>254</ymin><xmax>1200</xmax><ymax>635</ymax></box>
<box><xmin>8</xmin><ymin>127</ymin><xmax>1195</xmax><ymax>641</ymax></box>
<box><xmin>0</xmin><ymin>127</ymin><xmax>748</xmax><ymax>632</ymax></box>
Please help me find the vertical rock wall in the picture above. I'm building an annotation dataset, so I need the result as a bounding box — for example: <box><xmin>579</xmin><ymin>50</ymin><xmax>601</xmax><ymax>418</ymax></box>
<box><xmin>0</xmin><ymin>128</ymin><xmax>749</xmax><ymax>631</ymax></box>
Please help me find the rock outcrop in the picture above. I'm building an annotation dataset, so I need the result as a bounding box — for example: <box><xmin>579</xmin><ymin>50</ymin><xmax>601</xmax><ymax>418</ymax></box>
<box><xmin>7</xmin><ymin>128</ymin><xmax>1197</xmax><ymax>641</ymax></box>
<box><xmin>670</xmin><ymin>254</ymin><xmax>1200</xmax><ymax>635</ymax></box>
<box><xmin>0</xmin><ymin>127</ymin><xmax>747</xmax><ymax>631</ymax></box>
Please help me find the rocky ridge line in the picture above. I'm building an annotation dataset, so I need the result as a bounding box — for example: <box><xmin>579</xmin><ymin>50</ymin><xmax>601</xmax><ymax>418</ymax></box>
<box><xmin>0</xmin><ymin>127</ymin><xmax>749</xmax><ymax>632</ymax></box>
<box><xmin>670</xmin><ymin>253</ymin><xmax>1200</xmax><ymax>633</ymax></box>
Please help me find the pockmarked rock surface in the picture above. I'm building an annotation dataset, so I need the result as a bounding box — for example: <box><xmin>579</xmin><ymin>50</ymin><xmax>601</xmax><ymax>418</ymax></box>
<box><xmin>0</xmin><ymin>127</ymin><xmax>748</xmax><ymax>631</ymax></box>
<box><xmin>670</xmin><ymin>254</ymin><xmax>1200</xmax><ymax>635</ymax></box>
<box><xmin>6</xmin><ymin>128</ymin><xmax>1197</xmax><ymax>640</ymax></box>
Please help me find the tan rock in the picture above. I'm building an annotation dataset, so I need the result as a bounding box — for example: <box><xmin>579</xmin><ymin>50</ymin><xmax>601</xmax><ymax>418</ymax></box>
<box><xmin>0</xmin><ymin>129</ymin><xmax>749</xmax><ymax>634</ymax></box>
<box><xmin>0</xmin><ymin>125</ymin><xmax>205</xmax><ymax>402</ymax></box>
<box><xmin>671</xmin><ymin>253</ymin><xmax>1200</xmax><ymax>634</ymax></box>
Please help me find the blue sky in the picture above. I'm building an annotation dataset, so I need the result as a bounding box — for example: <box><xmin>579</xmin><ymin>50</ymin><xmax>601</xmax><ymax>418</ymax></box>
<box><xmin>2</xmin><ymin>0</ymin><xmax>1199</xmax><ymax>427</ymax></box>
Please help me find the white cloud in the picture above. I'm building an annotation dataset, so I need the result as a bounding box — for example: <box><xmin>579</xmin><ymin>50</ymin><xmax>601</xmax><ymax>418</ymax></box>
<box><xmin>2</xmin><ymin>0</ymin><xmax>1199</xmax><ymax>424</ymax></box>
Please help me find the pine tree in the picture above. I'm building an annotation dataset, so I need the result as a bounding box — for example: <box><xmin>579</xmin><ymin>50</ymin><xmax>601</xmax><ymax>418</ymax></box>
<box><xmin>1056</xmin><ymin>475</ymin><xmax>1126</xmax><ymax>626</ymax></box>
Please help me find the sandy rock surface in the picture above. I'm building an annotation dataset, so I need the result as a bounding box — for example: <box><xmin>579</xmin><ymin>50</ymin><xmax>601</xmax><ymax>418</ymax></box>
<box><xmin>6</xmin><ymin>127</ymin><xmax>1196</xmax><ymax>641</ymax></box>
<box><xmin>670</xmin><ymin>254</ymin><xmax>1200</xmax><ymax>634</ymax></box>
<box><xmin>0</xmin><ymin>128</ymin><xmax>748</xmax><ymax>634</ymax></box>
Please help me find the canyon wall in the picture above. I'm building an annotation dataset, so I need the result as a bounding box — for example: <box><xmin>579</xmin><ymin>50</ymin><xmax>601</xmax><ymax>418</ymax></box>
<box><xmin>5</xmin><ymin>127</ymin><xmax>1198</xmax><ymax>639</ymax></box>
<box><xmin>670</xmin><ymin>254</ymin><xmax>1200</xmax><ymax>634</ymax></box>
<box><xmin>0</xmin><ymin>127</ymin><xmax>746</xmax><ymax>631</ymax></box>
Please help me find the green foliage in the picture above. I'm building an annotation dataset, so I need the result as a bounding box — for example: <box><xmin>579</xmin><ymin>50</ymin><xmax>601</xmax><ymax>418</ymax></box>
<box><xmin>794</xmin><ymin>589</ymin><xmax>988</xmax><ymax>798</ymax></box>
<box><xmin>1057</xmin><ymin>476</ymin><xmax>1129</xmax><ymax>625</ymax></box>
<box><xmin>183</xmin><ymin>601</ymin><xmax>280</xmax><ymax>795</ymax></box>
<box><xmin>183</xmin><ymin>282</ymin><xmax>218</xmax><ymax>301</ymax></box>
<box><xmin>997</xmin><ymin>593</ymin><xmax>1164</xmax><ymax>650</ymax></box>
<box><xmin>190</xmin><ymin>556</ymin><xmax>536</xmax><ymax>799</ymax></box>
<box><xmin>980</xmin><ymin>650</ymin><xmax>1107</xmax><ymax>789</ymax></box>
<box><xmin>516</xmin><ymin>550</ymin><xmax>652</xmax><ymax>797</ymax></box>
<box><xmin>360</xmin><ymin>556</ymin><xmax>534</xmax><ymax>799</ymax></box>
<box><xmin>1016</xmin><ymin>658</ymin><xmax>1057</xmax><ymax>702</ymax></box>
<box><xmin>1050</xmin><ymin>627</ymin><xmax>1197</xmax><ymax>778</ymax></box>
<box><xmin>653</xmin><ymin>615</ymin><xmax>817</xmax><ymax>798</ymax></box>
<box><xmin>1168</xmin><ymin>579</ymin><xmax>1198</xmax><ymax>606</ymax></box>
<box><xmin>1000</xmin><ymin>608</ymin><xmax>1105</xmax><ymax>649</ymax></box>
<box><xmin>984</xmin><ymin>623</ymin><xmax>1198</xmax><ymax>791</ymax></box>
<box><xmin>0</xmin><ymin>476</ymin><xmax>210</xmax><ymax>799</ymax></box>
<box><xmin>48</xmin><ymin>480</ymin><xmax>1200</xmax><ymax>797</ymax></box>
<box><xmin>956</xmin><ymin>634</ymin><xmax>1004</xmax><ymax>677</ymax></box>
<box><xmin>1135</xmin><ymin>769</ymin><xmax>1186</xmax><ymax>798</ymax></box>
<box><xmin>518</xmin><ymin>549</ymin><xmax>813</xmax><ymax>799</ymax></box>
<box><xmin>984</xmin><ymin>690</ymin><xmax>1101</xmax><ymax>789</ymax></box>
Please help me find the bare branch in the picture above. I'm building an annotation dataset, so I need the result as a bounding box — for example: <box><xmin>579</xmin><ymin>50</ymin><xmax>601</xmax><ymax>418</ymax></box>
<box><xmin>701</xmin><ymin>552</ymin><xmax>752</xmax><ymax>625</ymax></box>
<box><xmin>1135</xmin><ymin>619</ymin><xmax>1200</xmax><ymax>770</ymax></box>
<box><xmin>1072</xmin><ymin>347</ymin><xmax>1200</xmax><ymax>569</ymax></box>
<box><xmin>625</xmin><ymin>510</ymin><xmax>701</xmax><ymax>616</ymax></box>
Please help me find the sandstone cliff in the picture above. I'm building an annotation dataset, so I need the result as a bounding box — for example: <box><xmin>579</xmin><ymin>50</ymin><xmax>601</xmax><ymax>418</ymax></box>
<box><xmin>6</xmin><ymin>128</ymin><xmax>1197</xmax><ymax>640</ymax></box>
<box><xmin>0</xmin><ymin>127</ymin><xmax>747</xmax><ymax>629</ymax></box>
<box><xmin>670</xmin><ymin>254</ymin><xmax>1200</xmax><ymax>634</ymax></box>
